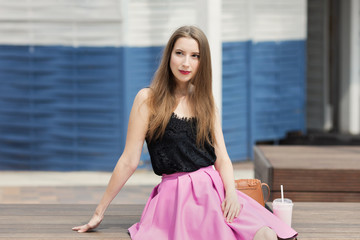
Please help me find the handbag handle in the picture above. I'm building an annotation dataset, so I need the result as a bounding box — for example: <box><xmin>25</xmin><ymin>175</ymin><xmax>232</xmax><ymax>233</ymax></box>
<box><xmin>261</xmin><ymin>183</ymin><xmax>270</xmax><ymax>204</ymax></box>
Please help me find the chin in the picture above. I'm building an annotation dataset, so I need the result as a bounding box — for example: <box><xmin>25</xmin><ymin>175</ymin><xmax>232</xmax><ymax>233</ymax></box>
<box><xmin>175</xmin><ymin>76</ymin><xmax>192</xmax><ymax>83</ymax></box>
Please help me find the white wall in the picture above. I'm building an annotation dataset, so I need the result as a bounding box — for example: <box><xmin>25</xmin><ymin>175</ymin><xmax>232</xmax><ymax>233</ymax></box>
<box><xmin>222</xmin><ymin>0</ymin><xmax>250</xmax><ymax>42</ymax></box>
<box><xmin>340</xmin><ymin>0</ymin><xmax>360</xmax><ymax>134</ymax></box>
<box><xmin>196</xmin><ymin>0</ymin><xmax>222</xmax><ymax>116</ymax></box>
<box><xmin>0</xmin><ymin>0</ymin><xmax>123</xmax><ymax>46</ymax></box>
<box><xmin>124</xmin><ymin>0</ymin><xmax>197</xmax><ymax>47</ymax></box>
<box><xmin>250</xmin><ymin>0</ymin><xmax>307</xmax><ymax>42</ymax></box>
<box><xmin>221</xmin><ymin>0</ymin><xmax>306</xmax><ymax>43</ymax></box>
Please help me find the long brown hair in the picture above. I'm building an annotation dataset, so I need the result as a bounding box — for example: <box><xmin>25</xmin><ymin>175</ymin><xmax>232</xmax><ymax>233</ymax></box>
<box><xmin>147</xmin><ymin>26</ymin><xmax>216</xmax><ymax>147</ymax></box>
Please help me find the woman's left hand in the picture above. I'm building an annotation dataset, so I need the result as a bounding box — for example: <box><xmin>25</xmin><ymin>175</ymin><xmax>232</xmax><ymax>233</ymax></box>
<box><xmin>221</xmin><ymin>191</ymin><xmax>242</xmax><ymax>223</ymax></box>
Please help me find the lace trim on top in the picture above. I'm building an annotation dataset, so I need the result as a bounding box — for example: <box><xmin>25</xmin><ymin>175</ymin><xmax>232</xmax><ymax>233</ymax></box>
<box><xmin>171</xmin><ymin>112</ymin><xmax>196</xmax><ymax>122</ymax></box>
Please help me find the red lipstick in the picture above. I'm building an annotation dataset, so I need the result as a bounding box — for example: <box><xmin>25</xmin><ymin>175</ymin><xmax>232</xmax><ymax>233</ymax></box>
<box><xmin>179</xmin><ymin>70</ymin><xmax>191</xmax><ymax>75</ymax></box>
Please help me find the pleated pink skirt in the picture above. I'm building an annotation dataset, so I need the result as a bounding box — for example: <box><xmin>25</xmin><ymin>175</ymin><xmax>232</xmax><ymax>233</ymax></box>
<box><xmin>128</xmin><ymin>166</ymin><xmax>297</xmax><ymax>240</ymax></box>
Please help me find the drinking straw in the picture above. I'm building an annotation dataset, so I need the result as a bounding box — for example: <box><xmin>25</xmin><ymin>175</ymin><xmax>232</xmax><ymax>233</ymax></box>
<box><xmin>281</xmin><ymin>185</ymin><xmax>284</xmax><ymax>203</ymax></box>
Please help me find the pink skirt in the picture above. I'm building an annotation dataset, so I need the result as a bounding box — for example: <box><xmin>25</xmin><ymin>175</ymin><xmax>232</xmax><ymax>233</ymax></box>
<box><xmin>128</xmin><ymin>166</ymin><xmax>297</xmax><ymax>240</ymax></box>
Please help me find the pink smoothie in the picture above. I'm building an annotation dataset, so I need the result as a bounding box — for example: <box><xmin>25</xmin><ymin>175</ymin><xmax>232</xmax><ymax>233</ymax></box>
<box><xmin>272</xmin><ymin>198</ymin><xmax>293</xmax><ymax>227</ymax></box>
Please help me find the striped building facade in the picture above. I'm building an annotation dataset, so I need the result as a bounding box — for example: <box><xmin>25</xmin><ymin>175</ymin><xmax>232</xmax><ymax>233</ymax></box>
<box><xmin>0</xmin><ymin>0</ymin><xmax>307</xmax><ymax>170</ymax></box>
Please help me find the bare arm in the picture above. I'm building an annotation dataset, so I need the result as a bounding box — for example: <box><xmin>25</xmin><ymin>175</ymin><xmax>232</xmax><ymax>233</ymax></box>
<box><xmin>213</xmin><ymin>109</ymin><xmax>242</xmax><ymax>223</ymax></box>
<box><xmin>72</xmin><ymin>88</ymin><xmax>151</xmax><ymax>232</ymax></box>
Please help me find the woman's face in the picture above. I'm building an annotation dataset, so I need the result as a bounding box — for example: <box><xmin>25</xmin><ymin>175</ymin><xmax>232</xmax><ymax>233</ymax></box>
<box><xmin>170</xmin><ymin>37</ymin><xmax>200</xmax><ymax>86</ymax></box>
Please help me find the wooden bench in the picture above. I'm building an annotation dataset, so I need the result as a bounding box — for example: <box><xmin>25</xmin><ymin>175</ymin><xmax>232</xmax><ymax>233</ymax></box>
<box><xmin>0</xmin><ymin>203</ymin><xmax>359</xmax><ymax>239</ymax></box>
<box><xmin>254</xmin><ymin>145</ymin><xmax>360</xmax><ymax>202</ymax></box>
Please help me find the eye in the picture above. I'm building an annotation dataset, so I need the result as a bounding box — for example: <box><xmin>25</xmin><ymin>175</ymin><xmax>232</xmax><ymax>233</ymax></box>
<box><xmin>175</xmin><ymin>51</ymin><xmax>183</xmax><ymax>55</ymax></box>
<box><xmin>192</xmin><ymin>54</ymin><xmax>200</xmax><ymax>58</ymax></box>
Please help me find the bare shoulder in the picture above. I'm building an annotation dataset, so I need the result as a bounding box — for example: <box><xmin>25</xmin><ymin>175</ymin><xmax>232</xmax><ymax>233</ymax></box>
<box><xmin>132</xmin><ymin>88</ymin><xmax>152</xmax><ymax>119</ymax></box>
<box><xmin>135</xmin><ymin>88</ymin><xmax>152</xmax><ymax>103</ymax></box>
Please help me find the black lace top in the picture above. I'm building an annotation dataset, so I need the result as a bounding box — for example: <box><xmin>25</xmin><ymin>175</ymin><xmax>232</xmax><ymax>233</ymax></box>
<box><xmin>146</xmin><ymin>113</ymin><xmax>216</xmax><ymax>176</ymax></box>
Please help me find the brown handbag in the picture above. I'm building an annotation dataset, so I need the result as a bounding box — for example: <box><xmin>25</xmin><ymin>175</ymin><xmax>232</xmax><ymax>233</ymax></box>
<box><xmin>234</xmin><ymin>179</ymin><xmax>270</xmax><ymax>207</ymax></box>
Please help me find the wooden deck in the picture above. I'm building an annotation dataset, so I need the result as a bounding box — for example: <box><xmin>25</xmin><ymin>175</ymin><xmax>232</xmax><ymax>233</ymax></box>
<box><xmin>0</xmin><ymin>203</ymin><xmax>359</xmax><ymax>239</ymax></box>
<box><xmin>0</xmin><ymin>204</ymin><xmax>141</xmax><ymax>240</ymax></box>
<box><xmin>254</xmin><ymin>145</ymin><xmax>360</xmax><ymax>202</ymax></box>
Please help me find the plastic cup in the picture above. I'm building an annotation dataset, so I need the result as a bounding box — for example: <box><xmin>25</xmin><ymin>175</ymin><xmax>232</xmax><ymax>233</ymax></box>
<box><xmin>272</xmin><ymin>198</ymin><xmax>294</xmax><ymax>227</ymax></box>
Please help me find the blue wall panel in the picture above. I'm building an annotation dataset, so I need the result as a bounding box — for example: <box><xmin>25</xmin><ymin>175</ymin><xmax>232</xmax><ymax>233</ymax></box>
<box><xmin>0</xmin><ymin>40</ymin><xmax>306</xmax><ymax>170</ymax></box>
<box><xmin>222</xmin><ymin>40</ymin><xmax>306</xmax><ymax>161</ymax></box>
<box><xmin>0</xmin><ymin>46</ymin><xmax>56</xmax><ymax>170</ymax></box>
<box><xmin>222</xmin><ymin>41</ymin><xmax>251</xmax><ymax>161</ymax></box>
<box><xmin>0</xmin><ymin>45</ymin><xmax>162</xmax><ymax>170</ymax></box>
<box><xmin>122</xmin><ymin>46</ymin><xmax>163</xmax><ymax>165</ymax></box>
<box><xmin>250</xmin><ymin>40</ymin><xmax>306</xmax><ymax>147</ymax></box>
<box><xmin>48</xmin><ymin>47</ymin><xmax>124</xmax><ymax>171</ymax></box>
<box><xmin>0</xmin><ymin>45</ymin><xmax>125</xmax><ymax>171</ymax></box>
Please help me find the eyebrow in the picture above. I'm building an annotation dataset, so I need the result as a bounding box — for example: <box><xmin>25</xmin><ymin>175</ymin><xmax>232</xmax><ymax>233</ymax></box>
<box><xmin>174</xmin><ymin>48</ymin><xmax>200</xmax><ymax>54</ymax></box>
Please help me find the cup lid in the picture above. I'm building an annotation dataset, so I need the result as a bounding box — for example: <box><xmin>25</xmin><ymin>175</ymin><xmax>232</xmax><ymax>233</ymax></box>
<box><xmin>273</xmin><ymin>198</ymin><xmax>293</xmax><ymax>205</ymax></box>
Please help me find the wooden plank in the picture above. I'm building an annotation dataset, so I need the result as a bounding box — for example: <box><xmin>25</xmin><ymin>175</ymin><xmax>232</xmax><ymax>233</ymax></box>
<box><xmin>290</xmin><ymin>202</ymin><xmax>360</xmax><ymax>240</ymax></box>
<box><xmin>0</xmin><ymin>204</ymin><xmax>144</xmax><ymax>216</ymax></box>
<box><xmin>0</xmin><ymin>203</ymin><xmax>359</xmax><ymax>239</ymax></box>
<box><xmin>254</xmin><ymin>146</ymin><xmax>360</xmax><ymax>201</ymax></box>
<box><xmin>0</xmin><ymin>204</ymin><xmax>143</xmax><ymax>240</ymax></box>
<box><xmin>258</xmin><ymin>146</ymin><xmax>360</xmax><ymax>170</ymax></box>
<box><xmin>272</xmin><ymin>169</ymin><xmax>360</xmax><ymax>192</ymax></box>
<box><xmin>272</xmin><ymin>191</ymin><xmax>360</xmax><ymax>202</ymax></box>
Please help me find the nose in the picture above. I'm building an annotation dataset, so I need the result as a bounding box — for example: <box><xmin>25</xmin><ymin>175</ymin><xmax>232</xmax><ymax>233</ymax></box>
<box><xmin>182</xmin><ymin>55</ymin><xmax>190</xmax><ymax>68</ymax></box>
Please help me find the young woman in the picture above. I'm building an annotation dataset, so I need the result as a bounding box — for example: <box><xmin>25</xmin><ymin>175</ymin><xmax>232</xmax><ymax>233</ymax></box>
<box><xmin>72</xmin><ymin>26</ymin><xmax>297</xmax><ymax>240</ymax></box>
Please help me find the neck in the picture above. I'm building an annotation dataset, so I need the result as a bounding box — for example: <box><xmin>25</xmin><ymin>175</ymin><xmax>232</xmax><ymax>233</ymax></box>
<box><xmin>174</xmin><ymin>82</ymin><xmax>190</xmax><ymax>98</ymax></box>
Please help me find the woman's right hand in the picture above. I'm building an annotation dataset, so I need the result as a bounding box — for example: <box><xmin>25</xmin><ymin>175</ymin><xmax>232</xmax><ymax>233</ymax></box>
<box><xmin>72</xmin><ymin>214</ymin><xmax>103</xmax><ymax>233</ymax></box>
